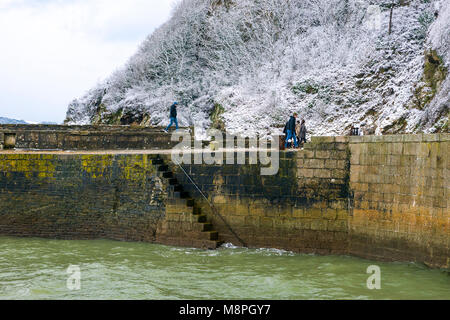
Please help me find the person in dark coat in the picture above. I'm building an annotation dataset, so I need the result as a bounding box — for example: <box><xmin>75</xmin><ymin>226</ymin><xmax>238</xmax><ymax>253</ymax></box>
<box><xmin>299</xmin><ymin>119</ymin><xmax>307</xmax><ymax>144</ymax></box>
<box><xmin>295</xmin><ymin>120</ymin><xmax>301</xmax><ymax>141</ymax></box>
<box><xmin>164</xmin><ymin>102</ymin><xmax>179</xmax><ymax>132</ymax></box>
<box><xmin>285</xmin><ymin>113</ymin><xmax>298</xmax><ymax>149</ymax></box>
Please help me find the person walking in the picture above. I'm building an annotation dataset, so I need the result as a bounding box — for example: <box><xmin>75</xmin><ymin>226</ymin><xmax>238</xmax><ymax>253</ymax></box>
<box><xmin>164</xmin><ymin>102</ymin><xmax>179</xmax><ymax>133</ymax></box>
<box><xmin>285</xmin><ymin>113</ymin><xmax>298</xmax><ymax>149</ymax></box>
<box><xmin>299</xmin><ymin>119</ymin><xmax>307</xmax><ymax>145</ymax></box>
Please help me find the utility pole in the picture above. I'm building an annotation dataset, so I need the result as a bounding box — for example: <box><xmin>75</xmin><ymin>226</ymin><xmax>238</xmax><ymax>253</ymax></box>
<box><xmin>388</xmin><ymin>1</ymin><xmax>395</xmax><ymax>35</ymax></box>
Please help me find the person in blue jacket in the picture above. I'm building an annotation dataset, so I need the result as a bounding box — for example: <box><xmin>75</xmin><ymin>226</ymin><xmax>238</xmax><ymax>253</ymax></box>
<box><xmin>284</xmin><ymin>113</ymin><xmax>299</xmax><ymax>149</ymax></box>
<box><xmin>164</xmin><ymin>102</ymin><xmax>179</xmax><ymax>132</ymax></box>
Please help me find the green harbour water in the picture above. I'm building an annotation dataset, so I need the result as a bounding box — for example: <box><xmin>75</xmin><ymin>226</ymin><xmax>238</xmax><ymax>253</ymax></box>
<box><xmin>0</xmin><ymin>236</ymin><xmax>448</xmax><ymax>300</ymax></box>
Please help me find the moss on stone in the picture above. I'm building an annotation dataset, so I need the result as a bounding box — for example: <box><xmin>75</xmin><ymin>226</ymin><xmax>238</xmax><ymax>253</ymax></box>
<box><xmin>104</xmin><ymin>108</ymin><xmax>124</xmax><ymax>125</ymax></box>
<box><xmin>412</xmin><ymin>50</ymin><xmax>448</xmax><ymax>110</ymax></box>
<box><xmin>382</xmin><ymin>116</ymin><xmax>408</xmax><ymax>134</ymax></box>
<box><xmin>292</xmin><ymin>80</ymin><xmax>320</xmax><ymax>95</ymax></box>
<box><xmin>423</xmin><ymin>50</ymin><xmax>447</xmax><ymax>91</ymax></box>
<box><xmin>210</xmin><ymin>103</ymin><xmax>226</xmax><ymax>131</ymax></box>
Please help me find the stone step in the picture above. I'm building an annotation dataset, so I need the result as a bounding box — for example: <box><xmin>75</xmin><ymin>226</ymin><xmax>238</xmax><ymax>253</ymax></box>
<box><xmin>167</xmin><ymin>197</ymin><xmax>194</xmax><ymax>207</ymax></box>
<box><xmin>157</xmin><ymin>236</ymin><xmax>222</xmax><ymax>250</ymax></box>
<box><xmin>167</xmin><ymin>196</ymin><xmax>189</xmax><ymax>204</ymax></box>
<box><xmin>165</xmin><ymin>205</ymin><xmax>193</xmax><ymax>215</ymax></box>
<box><xmin>186</xmin><ymin>199</ymin><xmax>195</xmax><ymax>207</ymax></box>
<box><xmin>196</xmin><ymin>215</ymin><xmax>207</xmax><ymax>223</ymax></box>
<box><xmin>195</xmin><ymin>222</ymin><xmax>213</xmax><ymax>232</ymax></box>
<box><xmin>193</xmin><ymin>240</ymin><xmax>223</xmax><ymax>250</ymax></box>
<box><xmin>152</xmin><ymin>155</ymin><xmax>222</xmax><ymax>251</ymax></box>
<box><xmin>157</xmin><ymin>165</ymin><xmax>169</xmax><ymax>172</ymax></box>
<box><xmin>152</xmin><ymin>159</ymin><xmax>164</xmax><ymax>165</ymax></box>
<box><xmin>168</xmin><ymin>185</ymin><xmax>183</xmax><ymax>193</ymax></box>
<box><xmin>172</xmin><ymin>191</ymin><xmax>190</xmax><ymax>199</ymax></box>
<box><xmin>201</xmin><ymin>231</ymin><xmax>219</xmax><ymax>241</ymax></box>
<box><xmin>161</xmin><ymin>171</ymin><xmax>174</xmax><ymax>179</ymax></box>
<box><xmin>165</xmin><ymin>213</ymin><xmax>185</xmax><ymax>222</ymax></box>
<box><xmin>166</xmin><ymin>197</ymin><xmax>193</xmax><ymax>207</ymax></box>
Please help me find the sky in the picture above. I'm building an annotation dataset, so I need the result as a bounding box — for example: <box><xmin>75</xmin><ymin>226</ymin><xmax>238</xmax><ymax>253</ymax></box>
<box><xmin>0</xmin><ymin>0</ymin><xmax>178</xmax><ymax>123</ymax></box>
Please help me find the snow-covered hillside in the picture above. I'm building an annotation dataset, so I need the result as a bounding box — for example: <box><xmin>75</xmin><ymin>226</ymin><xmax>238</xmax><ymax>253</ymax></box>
<box><xmin>66</xmin><ymin>0</ymin><xmax>449</xmax><ymax>136</ymax></box>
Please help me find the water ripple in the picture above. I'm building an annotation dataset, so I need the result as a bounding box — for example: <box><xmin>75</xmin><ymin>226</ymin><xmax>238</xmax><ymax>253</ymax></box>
<box><xmin>0</xmin><ymin>236</ymin><xmax>448</xmax><ymax>300</ymax></box>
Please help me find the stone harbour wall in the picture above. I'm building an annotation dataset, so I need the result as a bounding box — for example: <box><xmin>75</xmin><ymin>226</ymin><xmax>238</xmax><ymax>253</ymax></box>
<box><xmin>0</xmin><ymin>132</ymin><xmax>448</xmax><ymax>269</ymax></box>
<box><xmin>348</xmin><ymin>134</ymin><xmax>449</xmax><ymax>268</ymax></box>
<box><xmin>163</xmin><ymin>134</ymin><xmax>448</xmax><ymax>268</ymax></box>
<box><xmin>163</xmin><ymin>137</ymin><xmax>351</xmax><ymax>256</ymax></box>
<box><xmin>0</xmin><ymin>124</ymin><xmax>186</xmax><ymax>150</ymax></box>
<box><xmin>0</xmin><ymin>153</ymin><xmax>166</xmax><ymax>241</ymax></box>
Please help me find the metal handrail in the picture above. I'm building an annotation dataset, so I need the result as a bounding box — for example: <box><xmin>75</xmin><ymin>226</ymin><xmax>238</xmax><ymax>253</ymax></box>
<box><xmin>174</xmin><ymin>160</ymin><xmax>247</xmax><ymax>248</ymax></box>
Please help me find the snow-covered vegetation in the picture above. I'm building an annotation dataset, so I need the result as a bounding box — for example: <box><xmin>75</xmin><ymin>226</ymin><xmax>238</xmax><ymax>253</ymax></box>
<box><xmin>66</xmin><ymin>0</ymin><xmax>449</xmax><ymax>136</ymax></box>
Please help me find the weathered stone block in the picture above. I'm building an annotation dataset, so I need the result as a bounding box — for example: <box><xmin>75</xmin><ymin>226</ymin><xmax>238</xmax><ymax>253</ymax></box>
<box><xmin>315</xmin><ymin>150</ymin><xmax>331</xmax><ymax>159</ymax></box>
<box><xmin>260</xmin><ymin>217</ymin><xmax>274</xmax><ymax>228</ymax></box>
<box><xmin>330</xmin><ymin>150</ymin><xmax>348</xmax><ymax>160</ymax></box>
<box><xmin>335</xmin><ymin>136</ymin><xmax>349</xmax><ymax>143</ymax></box>
<box><xmin>296</xmin><ymin>159</ymin><xmax>305</xmax><ymax>167</ymax></box>
<box><xmin>304</xmin><ymin>158</ymin><xmax>324</xmax><ymax>169</ymax></box>
<box><xmin>381</xmin><ymin>135</ymin><xmax>403</xmax><ymax>143</ymax></box>
<box><xmin>332</xmin><ymin>169</ymin><xmax>347</xmax><ymax>179</ymax></box>
<box><xmin>350</xmin><ymin>172</ymin><xmax>359</xmax><ymax>183</ymax></box>
<box><xmin>324</xmin><ymin>159</ymin><xmax>337</xmax><ymax>169</ymax></box>
<box><xmin>349</xmin><ymin>136</ymin><xmax>364</xmax><ymax>143</ymax></box>
<box><xmin>387</xmin><ymin>155</ymin><xmax>401</xmax><ymax>166</ymax></box>
<box><xmin>402</xmin><ymin>134</ymin><xmax>424</xmax><ymax>143</ymax></box>
<box><xmin>292</xmin><ymin>207</ymin><xmax>305</xmax><ymax>218</ymax></box>
<box><xmin>314</xmin><ymin>169</ymin><xmax>331</xmax><ymax>178</ymax></box>
<box><xmin>350</xmin><ymin>152</ymin><xmax>359</xmax><ymax>165</ymax></box>
<box><xmin>403</xmin><ymin>143</ymin><xmax>420</xmax><ymax>156</ymax></box>
<box><xmin>301</xmin><ymin>150</ymin><xmax>315</xmax><ymax>159</ymax></box>
<box><xmin>336</xmin><ymin>210</ymin><xmax>348</xmax><ymax>220</ymax></box>
<box><xmin>327</xmin><ymin>220</ymin><xmax>347</xmax><ymax>232</ymax></box>
<box><xmin>307</xmin><ymin>208</ymin><xmax>323</xmax><ymax>218</ymax></box>
<box><xmin>336</xmin><ymin>160</ymin><xmax>348</xmax><ymax>169</ymax></box>
<box><xmin>212</xmin><ymin>195</ymin><xmax>227</xmax><ymax>204</ymax></box>
<box><xmin>336</xmin><ymin>143</ymin><xmax>348</xmax><ymax>151</ymax></box>
<box><xmin>311</xmin><ymin>219</ymin><xmax>328</xmax><ymax>231</ymax></box>
<box><xmin>323</xmin><ymin>208</ymin><xmax>337</xmax><ymax>220</ymax></box>
<box><xmin>312</xmin><ymin>136</ymin><xmax>335</xmax><ymax>143</ymax></box>
<box><xmin>351</xmin><ymin>182</ymin><xmax>368</xmax><ymax>192</ymax></box>
<box><xmin>298</xmin><ymin>168</ymin><xmax>314</xmax><ymax>178</ymax></box>
<box><xmin>438</xmin><ymin>133</ymin><xmax>449</xmax><ymax>142</ymax></box>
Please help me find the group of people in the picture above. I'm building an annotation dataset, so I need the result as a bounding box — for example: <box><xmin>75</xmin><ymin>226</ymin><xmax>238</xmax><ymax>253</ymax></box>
<box><xmin>164</xmin><ymin>103</ymin><xmax>307</xmax><ymax>150</ymax></box>
<box><xmin>283</xmin><ymin>113</ymin><xmax>307</xmax><ymax>149</ymax></box>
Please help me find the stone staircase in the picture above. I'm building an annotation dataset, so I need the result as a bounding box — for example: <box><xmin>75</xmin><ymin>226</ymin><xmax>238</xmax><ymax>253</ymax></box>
<box><xmin>152</xmin><ymin>157</ymin><xmax>222</xmax><ymax>249</ymax></box>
